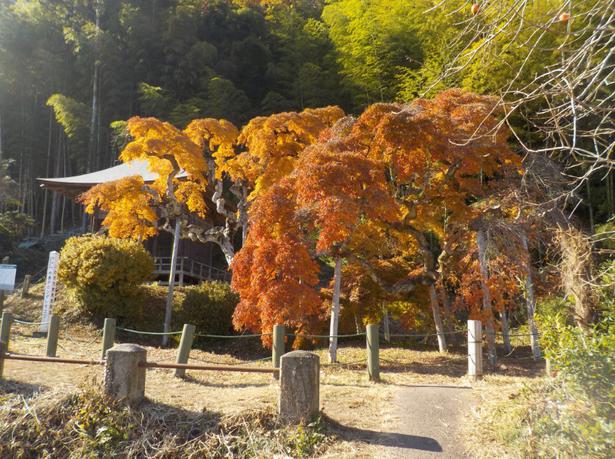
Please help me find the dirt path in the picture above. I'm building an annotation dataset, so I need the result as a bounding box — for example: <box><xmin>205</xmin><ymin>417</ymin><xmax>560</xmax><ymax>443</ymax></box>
<box><xmin>371</xmin><ymin>384</ymin><xmax>473</xmax><ymax>458</ymax></box>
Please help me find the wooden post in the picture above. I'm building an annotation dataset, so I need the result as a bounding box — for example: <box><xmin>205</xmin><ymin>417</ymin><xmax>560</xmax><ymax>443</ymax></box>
<box><xmin>0</xmin><ymin>291</ymin><xmax>4</xmax><ymax>311</ymax></box>
<box><xmin>101</xmin><ymin>318</ymin><xmax>116</xmax><ymax>360</ymax></box>
<box><xmin>46</xmin><ymin>315</ymin><xmax>60</xmax><ymax>357</ymax></box>
<box><xmin>0</xmin><ymin>311</ymin><xmax>12</xmax><ymax>352</ymax></box>
<box><xmin>468</xmin><ymin>320</ymin><xmax>483</xmax><ymax>381</ymax></box>
<box><xmin>174</xmin><ymin>323</ymin><xmax>196</xmax><ymax>378</ymax></box>
<box><xmin>0</xmin><ymin>340</ymin><xmax>4</xmax><ymax>379</ymax></box>
<box><xmin>21</xmin><ymin>274</ymin><xmax>31</xmax><ymax>298</ymax></box>
<box><xmin>366</xmin><ymin>323</ymin><xmax>380</xmax><ymax>381</ymax></box>
<box><xmin>272</xmin><ymin>324</ymin><xmax>285</xmax><ymax>380</ymax></box>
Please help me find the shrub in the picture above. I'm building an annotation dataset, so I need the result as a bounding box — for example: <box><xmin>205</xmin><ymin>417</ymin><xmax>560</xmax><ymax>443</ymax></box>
<box><xmin>58</xmin><ymin>234</ymin><xmax>153</xmax><ymax>324</ymax></box>
<box><xmin>177</xmin><ymin>281</ymin><xmax>239</xmax><ymax>335</ymax></box>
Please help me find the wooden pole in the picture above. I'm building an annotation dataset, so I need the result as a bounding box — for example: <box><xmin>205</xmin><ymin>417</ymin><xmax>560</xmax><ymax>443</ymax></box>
<box><xmin>0</xmin><ymin>340</ymin><xmax>4</xmax><ymax>379</ymax></box>
<box><xmin>272</xmin><ymin>324</ymin><xmax>285</xmax><ymax>380</ymax></box>
<box><xmin>163</xmin><ymin>220</ymin><xmax>181</xmax><ymax>347</ymax></box>
<box><xmin>366</xmin><ymin>323</ymin><xmax>380</xmax><ymax>381</ymax></box>
<box><xmin>0</xmin><ymin>311</ymin><xmax>12</xmax><ymax>352</ymax></box>
<box><xmin>468</xmin><ymin>320</ymin><xmax>483</xmax><ymax>381</ymax></box>
<box><xmin>101</xmin><ymin>318</ymin><xmax>116</xmax><ymax>360</ymax></box>
<box><xmin>174</xmin><ymin>323</ymin><xmax>195</xmax><ymax>378</ymax></box>
<box><xmin>21</xmin><ymin>274</ymin><xmax>31</xmax><ymax>298</ymax></box>
<box><xmin>46</xmin><ymin>315</ymin><xmax>60</xmax><ymax>357</ymax></box>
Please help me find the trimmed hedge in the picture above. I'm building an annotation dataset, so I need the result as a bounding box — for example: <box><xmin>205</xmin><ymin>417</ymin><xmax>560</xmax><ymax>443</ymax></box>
<box><xmin>58</xmin><ymin>234</ymin><xmax>154</xmax><ymax>324</ymax></box>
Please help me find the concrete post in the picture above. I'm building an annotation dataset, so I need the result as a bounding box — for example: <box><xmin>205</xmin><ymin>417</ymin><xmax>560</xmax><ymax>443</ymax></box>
<box><xmin>279</xmin><ymin>351</ymin><xmax>320</xmax><ymax>423</ymax></box>
<box><xmin>46</xmin><ymin>315</ymin><xmax>60</xmax><ymax>357</ymax></box>
<box><xmin>0</xmin><ymin>311</ymin><xmax>12</xmax><ymax>352</ymax></box>
<box><xmin>174</xmin><ymin>323</ymin><xmax>195</xmax><ymax>378</ymax></box>
<box><xmin>366</xmin><ymin>323</ymin><xmax>380</xmax><ymax>381</ymax></box>
<box><xmin>103</xmin><ymin>343</ymin><xmax>147</xmax><ymax>404</ymax></box>
<box><xmin>101</xmin><ymin>318</ymin><xmax>116</xmax><ymax>360</ymax></box>
<box><xmin>0</xmin><ymin>291</ymin><xmax>4</xmax><ymax>311</ymax></box>
<box><xmin>468</xmin><ymin>320</ymin><xmax>483</xmax><ymax>380</ymax></box>
<box><xmin>21</xmin><ymin>275</ymin><xmax>32</xmax><ymax>298</ymax></box>
<box><xmin>272</xmin><ymin>324</ymin><xmax>285</xmax><ymax>379</ymax></box>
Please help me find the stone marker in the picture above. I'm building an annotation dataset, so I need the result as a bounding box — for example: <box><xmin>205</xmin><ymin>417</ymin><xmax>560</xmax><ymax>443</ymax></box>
<box><xmin>279</xmin><ymin>350</ymin><xmax>319</xmax><ymax>423</ymax></box>
<box><xmin>104</xmin><ymin>343</ymin><xmax>147</xmax><ymax>404</ymax></box>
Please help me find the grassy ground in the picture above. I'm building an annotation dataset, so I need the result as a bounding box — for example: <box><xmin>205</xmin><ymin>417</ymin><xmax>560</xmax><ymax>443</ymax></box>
<box><xmin>1</xmin><ymin>284</ymin><xmax>546</xmax><ymax>457</ymax></box>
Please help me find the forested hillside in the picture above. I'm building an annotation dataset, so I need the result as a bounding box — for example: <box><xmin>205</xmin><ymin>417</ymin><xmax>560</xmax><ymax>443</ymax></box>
<box><xmin>0</xmin><ymin>0</ymin><xmax>612</xmax><ymax>241</ymax></box>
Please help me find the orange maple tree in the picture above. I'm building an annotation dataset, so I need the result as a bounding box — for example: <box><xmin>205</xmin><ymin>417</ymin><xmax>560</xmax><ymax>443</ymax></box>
<box><xmin>231</xmin><ymin>89</ymin><xmax>522</xmax><ymax>348</ymax></box>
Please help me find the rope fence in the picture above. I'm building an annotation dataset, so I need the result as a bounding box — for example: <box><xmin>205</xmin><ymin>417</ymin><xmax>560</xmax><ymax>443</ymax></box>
<box><xmin>1</xmin><ymin>310</ymin><xmax>545</xmax><ymax>385</ymax></box>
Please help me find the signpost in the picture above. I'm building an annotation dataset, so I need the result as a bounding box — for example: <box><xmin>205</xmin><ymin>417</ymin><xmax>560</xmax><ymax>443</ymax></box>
<box><xmin>0</xmin><ymin>264</ymin><xmax>17</xmax><ymax>292</ymax></box>
<box><xmin>40</xmin><ymin>251</ymin><xmax>60</xmax><ymax>334</ymax></box>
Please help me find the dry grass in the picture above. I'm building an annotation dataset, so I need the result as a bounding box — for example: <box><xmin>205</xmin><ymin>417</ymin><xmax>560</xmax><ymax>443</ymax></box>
<box><xmin>1</xmin><ymin>283</ymin><xmax>547</xmax><ymax>457</ymax></box>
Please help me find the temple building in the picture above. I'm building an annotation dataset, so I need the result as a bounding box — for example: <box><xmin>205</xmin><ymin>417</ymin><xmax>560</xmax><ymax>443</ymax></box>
<box><xmin>38</xmin><ymin>161</ymin><xmax>230</xmax><ymax>284</ymax></box>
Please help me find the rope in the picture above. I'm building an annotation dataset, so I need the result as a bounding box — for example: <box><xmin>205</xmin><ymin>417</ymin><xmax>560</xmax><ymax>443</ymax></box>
<box><xmin>195</xmin><ymin>333</ymin><xmax>271</xmax><ymax>338</ymax></box>
<box><xmin>117</xmin><ymin>327</ymin><xmax>182</xmax><ymax>336</ymax></box>
<box><xmin>385</xmin><ymin>330</ymin><xmax>467</xmax><ymax>338</ymax></box>
<box><xmin>285</xmin><ymin>332</ymin><xmax>366</xmax><ymax>339</ymax></box>
<box><xmin>13</xmin><ymin>319</ymin><xmax>48</xmax><ymax>326</ymax></box>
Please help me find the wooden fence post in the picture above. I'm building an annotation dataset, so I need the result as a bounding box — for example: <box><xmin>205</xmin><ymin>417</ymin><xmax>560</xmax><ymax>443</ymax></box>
<box><xmin>366</xmin><ymin>323</ymin><xmax>380</xmax><ymax>381</ymax></box>
<box><xmin>21</xmin><ymin>275</ymin><xmax>32</xmax><ymax>298</ymax></box>
<box><xmin>101</xmin><ymin>318</ymin><xmax>116</xmax><ymax>360</ymax></box>
<box><xmin>0</xmin><ymin>340</ymin><xmax>4</xmax><ymax>379</ymax></box>
<box><xmin>272</xmin><ymin>324</ymin><xmax>285</xmax><ymax>380</ymax></box>
<box><xmin>175</xmin><ymin>323</ymin><xmax>196</xmax><ymax>378</ymax></box>
<box><xmin>46</xmin><ymin>315</ymin><xmax>60</xmax><ymax>357</ymax></box>
<box><xmin>0</xmin><ymin>311</ymin><xmax>13</xmax><ymax>352</ymax></box>
<box><xmin>468</xmin><ymin>320</ymin><xmax>483</xmax><ymax>380</ymax></box>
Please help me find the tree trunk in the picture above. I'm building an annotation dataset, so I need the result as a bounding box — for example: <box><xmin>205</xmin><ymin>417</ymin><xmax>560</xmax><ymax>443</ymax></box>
<box><xmin>328</xmin><ymin>257</ymin><xmax>342</xmax><ymax>363</ymax></box>
<box><xmin>520</xmin><ymin>232</ymin><xmax>541</xmax><ymax>359</ymax></box>
<box><xmin>476</xmin><ymin>229</ymin><xmax>497</xmax><ymax>366</ymax></box>
<box><xmin>163</xmin><ymin>220</ymin><xmax>181</xmax><ymax>347</ymax></box>
<box><xmin>382</xmin><ymin>307</ymin><xmax>391</xmax><ymax>343</ymax></box>
<box><xmin>40</xmin><ymin>110</ymin><xmax>53</xmax><ymax>237</ymax></box>
<box><xmin>500</xmin><ymin>310</ymin><xmax>511</xmax><ymax>354</ymax></box>
<box><xmin>49</xmin><ymin>133</ymin><xmax>63</xmax><ymax>234</ymax></box>
<box><xmin>429</xmin><ymin>284</ymin><xmax>447</xmax><ymax>352</ymax></box>
<box><xmin>437</xmin><ymin>280</ymin><xmax>457</xmax><ymax>345</ymax></box>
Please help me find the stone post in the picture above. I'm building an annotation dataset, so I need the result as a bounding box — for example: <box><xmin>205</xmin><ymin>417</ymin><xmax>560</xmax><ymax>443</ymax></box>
<box><xmin>0</xmin><ymin>311</ymin><xmax>12</xmax><ymax>352</ymax></box>
<box><xmin>101</xmin><ymin>318</ymin><xmax>116</xmax><ymax>360</ymax></box>
<box><xmin>45</xmin><ymin>315</ymin><xmax>60</xmax><ymax>357</ymax></box>
<box><xmin>103</xmin><ymin>343</ymin><xmax>147</xmax><ymax>404</ymax></box>
<box><xmin>468</xmin><ymin>320</ymin><xmax>483</xmax><ymax>381</ymax></box>
<box><xmin>174</xmin><ymin>323</ymin><xmax>195</xmax><ymax>378</ymax></box>
<box><xmin>279</xmin><ymin>351</ymin><xmax>320</xmax><ymax>423</ymax></box>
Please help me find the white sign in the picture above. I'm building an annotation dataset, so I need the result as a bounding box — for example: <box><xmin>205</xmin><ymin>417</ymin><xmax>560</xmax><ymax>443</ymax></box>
<box><xmin>40</xmin><ymin>251</ymin><xmax>60</xmax><ymax>333</ymax></box>
<box><xmin>0</xmin><ymin>264</ymin><xmax>17</xmax><ymax>291</ymax></box>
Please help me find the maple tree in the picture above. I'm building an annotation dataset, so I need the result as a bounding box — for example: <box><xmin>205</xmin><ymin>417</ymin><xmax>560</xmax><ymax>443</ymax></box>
<box><xmin>81</xmin><ymin>107</ymin><xmax>344</xmax><ymax>265</ymax></box>
<box><xmin>232</xmin><ymin>89</ymin><xmax>523</xmax><ymax>351</ymax></box>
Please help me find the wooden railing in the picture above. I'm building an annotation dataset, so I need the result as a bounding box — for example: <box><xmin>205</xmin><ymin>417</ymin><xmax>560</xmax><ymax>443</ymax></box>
<box><xmin>153</xmin><ymin>256</ymin><xmax>231</xmax><ymax>284</ymax></box>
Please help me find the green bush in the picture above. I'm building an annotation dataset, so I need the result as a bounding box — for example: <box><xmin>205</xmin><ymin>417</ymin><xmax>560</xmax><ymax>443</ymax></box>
<box><xmin>177</xmin><ymin>281</ymin><xmax>239</xmax><ymax>335</ymax></box>
<box><xmin>58</xmin><ymin>234</ymin><xmax>154</xmax><ymax>324</ymax></box>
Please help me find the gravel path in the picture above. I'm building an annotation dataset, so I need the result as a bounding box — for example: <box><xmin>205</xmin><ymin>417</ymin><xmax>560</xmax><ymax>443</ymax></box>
<box><xmin>377</xmin><ymin>384</ymin><xmax>473</xmax><ymax>458</ymax></box>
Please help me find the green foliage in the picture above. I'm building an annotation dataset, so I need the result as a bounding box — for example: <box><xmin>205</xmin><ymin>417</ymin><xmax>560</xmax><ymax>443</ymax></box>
<box><xmin>178</xmin><ymin>281</ymin><xmax>239</xmax><ymax>336</ymax></box>
<box><xmin>474</xmin><ymin>378</ymin><xmax>614</xmax><ymax>458</ymax></box>
<box><xmin>58</xmin><ymin>234</ymin><xmax>154</xmax><ymax>324</ymax></box>
<box><xmin>0</xmin><ymin>211</ymin><xmax>34</xmax><ymax>252</ymax></box>
<box><xmin>46</xmin><ymin>93</ymin><xmax>89</xmax><ymax>139</ymax></box>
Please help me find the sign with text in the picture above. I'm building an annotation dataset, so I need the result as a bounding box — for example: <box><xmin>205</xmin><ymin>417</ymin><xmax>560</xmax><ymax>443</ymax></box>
<box><xmin>0</xmin><ymin>264</ymin><xmax>17</xmax><ymax>291</ymax></box>
<box><xmin>40</xmin><ymin>251</ymin><xmax>60</xmax><ymax>333</ymax></box>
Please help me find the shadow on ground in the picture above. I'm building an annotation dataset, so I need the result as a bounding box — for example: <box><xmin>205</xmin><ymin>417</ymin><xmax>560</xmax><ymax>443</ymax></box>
<box><xmin>325</xmin><ymin>415</ymin><xmax>442</xmax><ymax>453</ymax></box>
